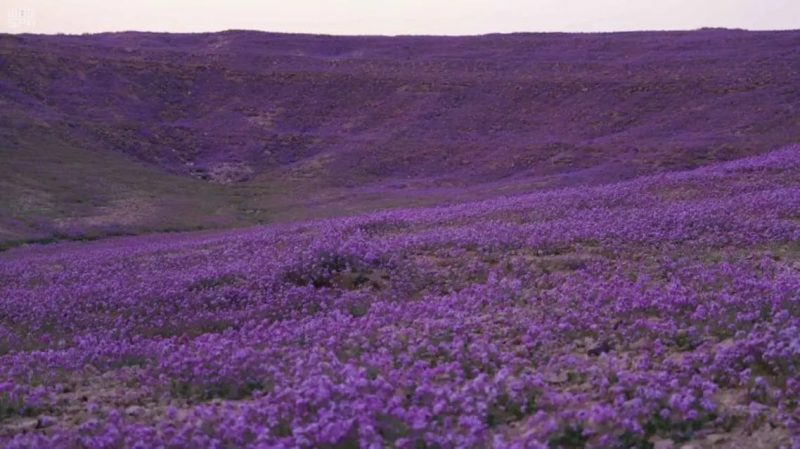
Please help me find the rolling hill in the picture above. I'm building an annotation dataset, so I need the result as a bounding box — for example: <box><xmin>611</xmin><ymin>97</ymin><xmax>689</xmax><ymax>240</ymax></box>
<box><xmin>1</xmin><ymin>29</ymin><xmax>799</xmax><ymax>245</ymax></box>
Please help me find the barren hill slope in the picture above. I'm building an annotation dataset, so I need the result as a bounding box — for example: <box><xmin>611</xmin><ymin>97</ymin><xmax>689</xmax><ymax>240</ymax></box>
<box><xmin>1</xmin><ymin>29</ymin><xmax>799</xmax><ymax>245</ymax></box>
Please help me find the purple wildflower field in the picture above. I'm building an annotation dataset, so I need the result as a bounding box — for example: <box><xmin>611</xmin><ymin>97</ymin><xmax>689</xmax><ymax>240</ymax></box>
<box><xmin>1</xmin><ymin>25</ymin><xmax>800</xmax><ymax>449</ymax></box>
<box><xmin>1</xmin><ymin>142</ymin><xmax>799</xmax><ymax>448</ymax></box>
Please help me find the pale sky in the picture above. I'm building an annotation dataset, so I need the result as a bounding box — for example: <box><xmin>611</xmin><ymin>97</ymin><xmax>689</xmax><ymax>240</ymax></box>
<box><xmin>2</xmin><ymin>0</ymin><xmax>799</xmax><ymax>35</ymax></box>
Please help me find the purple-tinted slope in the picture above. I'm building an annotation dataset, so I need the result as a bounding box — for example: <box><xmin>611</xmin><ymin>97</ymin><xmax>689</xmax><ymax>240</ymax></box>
<box><xmin>1</xmin><ymin>29</ymin><xmax>800</xmax><ymax>245</ymax></box>
<box><xmin>1</xmin><ymin>29</ymin><xmax>799</xmax><ymax>186</ymax></box>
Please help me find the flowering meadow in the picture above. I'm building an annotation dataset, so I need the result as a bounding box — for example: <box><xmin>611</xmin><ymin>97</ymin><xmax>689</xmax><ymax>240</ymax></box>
<box><xmin>1</xmin><ymin>146</ymin><xmax>799</xmax><ymax>448</ymax></box>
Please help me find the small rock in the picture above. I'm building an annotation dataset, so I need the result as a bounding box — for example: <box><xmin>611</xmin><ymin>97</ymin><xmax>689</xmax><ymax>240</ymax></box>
<box><xmin>651</xmin><ymin>438</ymin><xmax>674</xmax><ymax>449</ymax></box>
<box><xmin>707</xmin><ymin>434</ymin><xmax>728</xmax><ymax>444</ymax></box>
<box><xmin>544</xmin><ymin>370</ymin><xmax>569</xmax><ymax>384</ymax></box>
<box><xmin>588</xmin><ymin>339</ymin><xmax>614</xmax><ymax>356</ymax></box>
<box><xmin>9</xmin><ymin>418</ymin><xmax>39</xmax><ymax>432</ymax></box>
<box><xmin>125</xmin><ymin>405</ymin><xmax>144</xmax><ymax>417</ymax></box>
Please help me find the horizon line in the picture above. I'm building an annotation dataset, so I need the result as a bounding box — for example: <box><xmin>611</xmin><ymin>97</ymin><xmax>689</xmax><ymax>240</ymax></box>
<box><xmin>4</xmin><ymin>26</ymin><xmax>800</xmax><ymax>39</ymax></box>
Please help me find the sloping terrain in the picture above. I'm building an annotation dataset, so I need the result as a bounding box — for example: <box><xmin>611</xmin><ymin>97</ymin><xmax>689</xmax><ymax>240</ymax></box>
<box><xmin>0</xmin><ymin>130</ymin><xmax>243</xmax><ymax>246</ymax></box>
<box><xmin>1</xmin><ymin>29</ymin><xmax>800</xmax><ymax>245</ymax></box>
<box><xmin>1</xmin><ymin>146</ymin><xmax>799</xmax><ymax>448</ymax></box>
